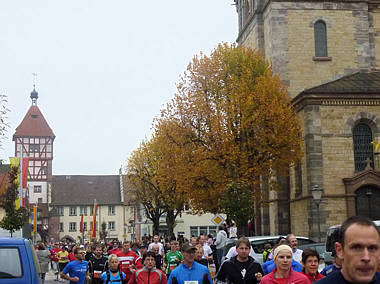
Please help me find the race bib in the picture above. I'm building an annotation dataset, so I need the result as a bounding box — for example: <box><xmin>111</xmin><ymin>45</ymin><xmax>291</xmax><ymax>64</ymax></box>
<box><xmin>184</xmin><ymin>281</ymin><xmax>198</xmax><ymax>284</ymax></box>
<box><xmin>93</xmin><ymin>270</ymin><xmax>102</xmax><ymax>278</ymax></box>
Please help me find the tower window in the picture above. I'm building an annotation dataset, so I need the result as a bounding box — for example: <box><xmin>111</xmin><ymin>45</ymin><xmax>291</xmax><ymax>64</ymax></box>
<box><xmin>314</xmin><ymin>20</ymin><xmax>328</xmax><ymax>57</ymax></box>
<box><xmin>353</xmin><ymin>123</ymin><xmax>373</xmax><ymax>171</ymax></box>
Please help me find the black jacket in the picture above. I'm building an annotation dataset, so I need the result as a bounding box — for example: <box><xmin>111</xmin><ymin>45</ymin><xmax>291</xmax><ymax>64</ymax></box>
<box><xmin>216</xmin><ymin>256</ymin><xmax>263</xmax><ymax>284</ymax></box>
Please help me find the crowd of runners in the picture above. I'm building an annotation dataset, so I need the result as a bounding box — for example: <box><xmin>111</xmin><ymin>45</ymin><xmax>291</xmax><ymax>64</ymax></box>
<box><xmin>35</xmin><ymin>216</ymin><xmax>380</xmax><ymax>284</ymax></box>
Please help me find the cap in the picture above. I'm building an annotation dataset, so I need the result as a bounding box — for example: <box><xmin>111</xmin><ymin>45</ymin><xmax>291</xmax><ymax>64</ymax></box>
<box><xmin>79</xmin><ymin>245</ymin><xmax>84</xmax><ymax>248</ymax></box>
<box><xmin>181</xmin><ymin>243</ymin><xmax>197</xmax><ymax>253</ymax></box>
<box><xmin>274</xmin><ymin>245</ymin><xmax>293</xmax><ymax>259</ymax></box>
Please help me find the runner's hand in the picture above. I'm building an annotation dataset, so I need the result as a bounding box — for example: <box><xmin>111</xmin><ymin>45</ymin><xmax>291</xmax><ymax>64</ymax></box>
<box><xmin>255</xmin><ymin>272</ymin><xmax>262</xmax><ymax>282</ymax></box>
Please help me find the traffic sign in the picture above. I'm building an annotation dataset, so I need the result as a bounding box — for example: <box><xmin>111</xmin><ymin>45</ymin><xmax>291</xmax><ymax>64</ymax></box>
<box><xmin>211</xmin><ymin>214</ymin><xmax>224</xmax><ymax>225</ymax></box>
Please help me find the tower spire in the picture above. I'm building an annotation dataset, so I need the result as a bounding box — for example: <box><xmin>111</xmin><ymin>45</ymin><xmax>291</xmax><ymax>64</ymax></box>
<box><xmin>30</xmin><ymin>85</ymin><xmax>38</xmax><ymax>105</ymax></box>
<box><xmin>31</xmin><ymin>73</ymin><xmax>38</xmax><ymax>105</ymax></box>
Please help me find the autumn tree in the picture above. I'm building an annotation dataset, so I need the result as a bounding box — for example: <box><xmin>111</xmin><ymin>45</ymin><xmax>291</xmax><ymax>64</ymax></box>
<box><xmin>155</xmin><ymin>43</ymin><xmax>303</xmax><ymax>227</ymax></box>
<box><xmin>126</xmin><ymin>137</ymin><xmax>185</xmax><ymax>236</ymax></box>
<box><xmin>0</xmin><ymin>165</ymin><xmax>29</xmax><ymax>237</ymax></box>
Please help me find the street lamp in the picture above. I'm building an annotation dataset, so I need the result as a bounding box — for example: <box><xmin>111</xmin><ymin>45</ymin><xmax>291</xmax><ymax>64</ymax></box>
<box><xmin>311</xmin><ymin>185</ymin><xmax>323</xmax><ymax>242</ymax></box>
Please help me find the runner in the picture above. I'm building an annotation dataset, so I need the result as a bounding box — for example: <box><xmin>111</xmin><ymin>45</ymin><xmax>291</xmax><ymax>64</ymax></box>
<box><xmin>129</xmin><ymin>251</ymin><xmax>168</xmax><ymax>284</ymax></box>
<box><xmin>60</xmin><ymin>247</ymin><xmax>90</xmax><ymax>284</ymax></box>
<box><xmin>116</xmin><ymin>241</ymin><xmax>143</xmax><ymax>282</ymax></box>
<box><xmin>89</xmin><ymin>243</ymin><xmax>108</xmax><ymax>284</ymax></box>
<box><xmin>102</xmin><ymin>254</ymin><xmax>126</xmax><ymax>284</ymax></box>
<box><xmin>164</xmin><ymin>241</ymin><xmax>184</xmax><ymax>276</ymax></box>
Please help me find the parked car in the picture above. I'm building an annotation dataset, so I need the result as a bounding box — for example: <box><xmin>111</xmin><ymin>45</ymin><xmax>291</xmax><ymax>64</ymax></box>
<box><xmin>299</xmin><ymin>242</ymin><xmax>326</xmax><ymax>272</ymax></box>
<box><xmin>324</xmin><ymin>220</ymin><xmax>380</xmax><ymax>265</ymax></box>
<box><xmin>222</xmin><ymin>235</ymin><xmax>315</xmax><ymax>265</ymax></box>
<box><xmin>0</xmin><ymin>238</ymin><xmax>40</xmax><ymax>284</ymax></box>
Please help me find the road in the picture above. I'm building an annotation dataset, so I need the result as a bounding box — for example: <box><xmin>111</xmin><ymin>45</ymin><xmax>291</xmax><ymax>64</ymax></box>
<box><xmin>45</xmin><ymin>270</ymin><xmax>69</xmax><ymax>284</ymax></box>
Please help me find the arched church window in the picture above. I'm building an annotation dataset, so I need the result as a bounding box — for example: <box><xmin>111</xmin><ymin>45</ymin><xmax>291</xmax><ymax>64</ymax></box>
<box><xmin>314</xmin><ymin>20</ymin><xmax>328</xmax><ymax>57</ymax></box>
<box><xmin>356</xmin><ymin>186</ymin><xmax>380</xmax><ymax>220</ymax></box>
<box><xmin>353</xmin><ymin>123</ymin><xmax>373</xmax><ymax>172</ymax></box>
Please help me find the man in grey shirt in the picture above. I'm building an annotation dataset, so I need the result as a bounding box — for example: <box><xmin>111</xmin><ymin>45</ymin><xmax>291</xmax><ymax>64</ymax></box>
<box><xmin>215</xmin><ymin>226</ymin><xmax>228</xmax><ymax>267</ymax></box>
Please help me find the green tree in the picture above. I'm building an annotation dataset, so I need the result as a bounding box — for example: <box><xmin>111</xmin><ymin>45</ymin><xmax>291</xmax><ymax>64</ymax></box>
<box><xmin>0</xmin><ymin>166</ymin><xmax>29</xmax><ymax>237</ymax></box>
<box><xmin>221</xmin><ymin>183</ymin><xmax>253</xmax><ymax>236</ymax></box>
<box><xmin>99</xmin><ymin>222</ymin><xmax>108</xmax><ymax>242</ymax></box>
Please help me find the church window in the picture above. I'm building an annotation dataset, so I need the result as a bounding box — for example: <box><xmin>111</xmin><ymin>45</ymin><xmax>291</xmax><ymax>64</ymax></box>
<box><xmin>314</xmin><ymin>20</ymin><xmax>328</xmax><ymax>57</ymax></box>
<box><xmin>353</xmin><ymin>123</ymin><xmax>373</xmax><ymax>171</ymax></box>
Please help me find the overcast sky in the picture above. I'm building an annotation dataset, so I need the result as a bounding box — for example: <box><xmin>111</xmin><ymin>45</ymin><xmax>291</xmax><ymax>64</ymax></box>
<box><xmin>0</xmin><ymin>1</ymin><xmax>237</xmax><ymax>175</ymax></box>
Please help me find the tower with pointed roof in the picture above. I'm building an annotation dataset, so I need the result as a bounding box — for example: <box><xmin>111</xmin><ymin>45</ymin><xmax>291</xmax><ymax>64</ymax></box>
<box><xmin>13</xmin><ymin>87</ymin><xmax>55</xmax><ymax>233</ymax></box>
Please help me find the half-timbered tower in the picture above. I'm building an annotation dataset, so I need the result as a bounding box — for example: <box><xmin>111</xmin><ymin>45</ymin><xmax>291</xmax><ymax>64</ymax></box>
<box><xmin>13</xmin><ymin>87</ymin><xmax>55</xmax><ymax>237</ymax></box>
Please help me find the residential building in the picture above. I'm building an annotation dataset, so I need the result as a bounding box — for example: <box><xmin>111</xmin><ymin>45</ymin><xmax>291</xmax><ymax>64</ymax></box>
<box><xmin>49</xmin><ymin>175</ymin><xmax>132</xmax><ymax>242</ymax></box>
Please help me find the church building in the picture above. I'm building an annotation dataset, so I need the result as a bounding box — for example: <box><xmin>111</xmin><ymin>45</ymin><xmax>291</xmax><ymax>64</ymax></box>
<box><xmin>234</xmin><ymin>0</ymin><xmax>380</xmax><ymax>239</ymax></box>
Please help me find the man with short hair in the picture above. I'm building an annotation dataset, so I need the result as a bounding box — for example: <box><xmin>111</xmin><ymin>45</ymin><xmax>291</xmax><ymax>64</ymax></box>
<box><xmin>151</xmin><ymin>244</ymin><xmax>163</xmax><ymax>270</ymax></box>
<box><xmin>116</xmin><ymin>241</ymin><xmax>143</xmax><ymax>283</ymax></box>
<box><xmin>60</xmin><ymin>247</ymin><xmax>90</xmax><ymax>284</ymax></box>
<box><xmin>286</xmin><ymin>234</ymin><xmax>303</xmax><ymax>263</ymax></box>
<box><xmin>168</xmin><ymin>243</ymin><xmax>212</xmax><ymax>284</ymax></box>
<box><xmin>88</xmin><ymin>244</ymin><xmax>108</xmax><ymax>284</ymax></box>
<box><xmin>216</xmin><ymin>237</ymin><xmax>263</xmax><ymax>284</ymax></box>
<box><xmin>148</xmin><ymin>235</ymin><xmax>165</xmax><ymax>256</ymax></box>
<box><xmin>129</xmin><ymin>251</ymin><xmax>168</xmax><ymax>284</ymax></box>
<box><xmin>316</xmin><ymin>216</ymin><xmax>380</xmax><ymax>284</ymax></box>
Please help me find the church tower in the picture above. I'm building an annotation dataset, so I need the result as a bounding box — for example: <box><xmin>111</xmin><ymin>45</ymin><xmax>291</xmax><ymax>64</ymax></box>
<box><xmin>235</xmin><ymin>0</ymin><xmax>380</xmax><ymax>239</ymax></box>
<box><xmin>13</xmin><ymin>87</ymin><xmax>55</xmax><ymax>238</ymax></box>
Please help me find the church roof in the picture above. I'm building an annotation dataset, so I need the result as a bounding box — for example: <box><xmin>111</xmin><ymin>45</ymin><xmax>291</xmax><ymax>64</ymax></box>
<box><xmin>13</xmin><ymin>105</ymin><xmax>55</xmax><ymax>138</ymax></box>
<box><xmin>51</xmin><ymin>175</ymin><xmax>126</xmax><ymax>206</ymax></box>
<box><xmin>301</xmin><ymin>71</ymin><xmax>380</xmax><ymax>94</ymax></box>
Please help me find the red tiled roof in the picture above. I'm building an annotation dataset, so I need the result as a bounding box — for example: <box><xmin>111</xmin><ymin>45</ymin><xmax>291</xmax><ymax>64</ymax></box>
<box><xmin>13</xmin><ymin>106</ymin><xmax>55</xmax><ymax>138</ymax></box>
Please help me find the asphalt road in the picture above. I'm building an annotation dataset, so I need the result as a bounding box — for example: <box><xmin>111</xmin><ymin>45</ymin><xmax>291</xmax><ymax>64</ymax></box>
<box><xmin>44</xmin><ymin>270</ymin><xmax>69</xmax><ymax>284</ymax></box>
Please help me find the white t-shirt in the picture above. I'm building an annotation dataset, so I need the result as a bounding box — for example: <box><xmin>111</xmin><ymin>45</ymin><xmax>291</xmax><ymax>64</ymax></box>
<box><xmin>148</xmin><ymin>242</ymin><xmax>165</xmax><ymax>255</ymax></box>
<box><xmin>293</xmin><ymin>248</ymin><xmax>303</xmax><ymax>263</ymax></box>
<box><xmin>202</xmin><ymin>243</ymin><xmax>212</xmax><ymax>259</ymax></box>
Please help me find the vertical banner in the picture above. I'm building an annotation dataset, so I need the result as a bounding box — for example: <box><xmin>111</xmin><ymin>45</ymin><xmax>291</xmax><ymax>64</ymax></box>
<box><xmin>91</xmin><ymin>203</ymin><xmax>98</xmax><ymax>238</ymax></box>
<box><xmin>22</xmin><ymin>158</ymin><xmax>29</xmax><ymax>207</ymax></box>
<box><xmin>33</xmin><ymin>205</ymin><xmax>37</xmax><ymax>233</ymax></box>
<box><xmin>10</xmin><ymin>158</ymin><xmax>21</xmax><ymax>209</ymax></box>
<box><xmin>80</xmin><ymin>213</ymin><xmax>84</xmax><ymax>233</ymax></box>
<box><xmin>22</xmin><ymin>158</ymin><xmax>29</xmax><ymax>188</ymax></box>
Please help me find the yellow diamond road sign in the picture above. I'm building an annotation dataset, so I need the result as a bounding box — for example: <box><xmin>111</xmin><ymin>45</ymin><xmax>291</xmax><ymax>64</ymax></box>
<box><xmin>211</xmin><ymin>214</ymin><xmax>224</xmax><ymax>225</ymax></box>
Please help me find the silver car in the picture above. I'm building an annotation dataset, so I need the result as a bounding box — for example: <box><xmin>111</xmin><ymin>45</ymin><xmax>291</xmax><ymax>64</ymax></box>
<box><xmin>222</xmin><ymin>235</ymin><xmax>315</xmax><ymax>265</ymax></box>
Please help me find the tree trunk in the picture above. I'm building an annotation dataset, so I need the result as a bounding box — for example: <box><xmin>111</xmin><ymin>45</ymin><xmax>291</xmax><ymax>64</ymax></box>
<box><xmin>152</xmin><ymin>217</ymin><xmax>160</xmax><ymax>236</ymax></box>
<box><xmin>165</xmin><ymin>210</ymin><xmax>176</xmax><ymax>238</ymax></box>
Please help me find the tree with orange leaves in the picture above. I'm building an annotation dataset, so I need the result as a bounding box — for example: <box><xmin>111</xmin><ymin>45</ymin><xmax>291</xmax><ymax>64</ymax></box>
<box><xmin>154</xmin><ymin>43</ymin><xmax>303</xmax><ymax>231</ymax></box>
<box><xmin>126</xmin><ymin>136</ymin><xmax>185</xmax><ymax>236</ymax></box>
